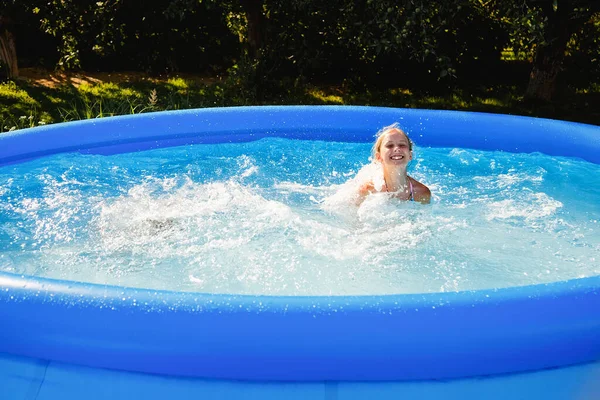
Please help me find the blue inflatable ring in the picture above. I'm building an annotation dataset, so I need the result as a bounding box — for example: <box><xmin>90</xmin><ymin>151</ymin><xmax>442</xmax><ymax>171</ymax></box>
<box><xmin>0</xmin><ymin>106</ymin><xmax>599</xmax><ymax>381</ymax></box>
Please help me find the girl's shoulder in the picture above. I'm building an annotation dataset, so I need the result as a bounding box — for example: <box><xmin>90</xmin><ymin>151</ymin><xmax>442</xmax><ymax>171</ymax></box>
<box><xmin>409</xmin><ymin>176</ymin><xmax>431</xmax><ymax>204</ymax></box>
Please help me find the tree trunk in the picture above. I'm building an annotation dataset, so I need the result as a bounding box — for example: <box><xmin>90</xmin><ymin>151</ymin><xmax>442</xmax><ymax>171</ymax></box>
<box><xmin>0</xmin><ymin>17</ymin><xmax>19</xmax><ymax>79</ymax></box>
<box><xmin>239</xmin><ymin>0</ymin><xmax>265</xmax><ymax>58</ymax></box>
<box><xmin>524</xmin><ymin>0</ymin><xmax>578</xmax><ymax>102</ymax></box>
<box><xmin>525</xmin><ymin>43</ymin><xmax>567</xmax><ymax>102</ymax></box>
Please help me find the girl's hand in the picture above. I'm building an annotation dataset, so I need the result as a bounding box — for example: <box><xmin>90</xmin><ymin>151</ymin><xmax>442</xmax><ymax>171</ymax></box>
<box><xmin>357</xmin><ymin>180</ymin><xmax>382</xmax><ymax>206</ymax></box>
<box><xmin>358</xmin><ymin>181</ymin><xmax>376</xmax><ymax>196</ymax></box>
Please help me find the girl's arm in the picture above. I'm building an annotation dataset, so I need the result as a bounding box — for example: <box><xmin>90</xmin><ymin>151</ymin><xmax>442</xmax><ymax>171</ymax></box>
<box><xmin>356</xmin><ymin>180</ymin><xmax>375</xmax><ymax>206</ymax></box>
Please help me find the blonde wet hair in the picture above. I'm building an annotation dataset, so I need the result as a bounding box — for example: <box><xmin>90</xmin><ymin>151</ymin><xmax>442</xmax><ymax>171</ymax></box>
<box><xmin>371</xmin><ymin>123</ymin><xmax>413</xmax><ymax>160</ymax></box>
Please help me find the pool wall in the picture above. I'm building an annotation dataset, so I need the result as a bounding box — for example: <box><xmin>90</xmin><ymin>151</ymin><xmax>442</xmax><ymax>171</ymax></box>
<box><xmin>3</xmin><ymin>352</ymin><xmax>600</xmax><ymax>400</ymax></box>
<box><xmin>1</xmin><ymin>106</ymin><xmax>599</xmax><ymax>166</ymax></box>
<box><xmin>1</xmin><ymin>106</ymin><xmax>600</xmax><ymax>396</ymax></box>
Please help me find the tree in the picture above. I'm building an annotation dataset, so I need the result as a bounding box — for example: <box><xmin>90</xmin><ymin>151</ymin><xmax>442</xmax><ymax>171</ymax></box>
<box><xmin>334</xmin><ymin>0</ymin><xmax>501</xmax><ymax>81</ymax></box>
<box><xmin>0</xmin><ymin>1</ymin><xmax>24</xmax><ymax>79</ymax></box>
<box><xmin>239</xmin><ymin>0</ymin><xmax>265</xmax><ymax>59</ymax></box>
<box><xmin>485</xmin><ymin>0</ymin><xmax>600</xmax><ymax>102</ymax></box>
<box><xmin>30</xmin><ymin>0</ymin><xmax>125</xmax><ymax>70</ymax></box>
<box><xmin>27</xmin><ymin>0</ymin><xmax>238</xmax><ymax>73</ymax></box>
<box><xmin>0</xmin><ymin>17</ymin><xmax>18</xmax><ymax>78</ymax></box>
<box><xmin>243</xmin><ymin>0</ymin><xmax>508</xmax><ymax>89</ymax></box>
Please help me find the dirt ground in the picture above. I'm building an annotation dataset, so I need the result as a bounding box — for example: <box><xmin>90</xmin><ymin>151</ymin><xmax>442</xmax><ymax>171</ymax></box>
<box><xmin>17</xmin><ymin>67</ymin><xmax>220</xmax><ymax>88</ymax></box>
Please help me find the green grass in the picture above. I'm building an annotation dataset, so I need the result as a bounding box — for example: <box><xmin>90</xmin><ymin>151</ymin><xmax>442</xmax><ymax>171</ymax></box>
<box><xmin>1</xmin><ymin>70</ymin><xmax>599</xmax><ymax>133</ymax></box>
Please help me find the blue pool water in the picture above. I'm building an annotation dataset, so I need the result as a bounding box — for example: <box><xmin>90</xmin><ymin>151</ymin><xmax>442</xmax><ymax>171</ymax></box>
<box><xmin>1</xmin><ymin>138</ymin><xmax>599</xmax><ymax>295</ymax></box>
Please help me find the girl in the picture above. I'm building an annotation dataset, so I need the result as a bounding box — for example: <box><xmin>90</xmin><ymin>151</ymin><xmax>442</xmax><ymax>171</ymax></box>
<box><xmin>357</xmin><ymin>123</ymin><xmax>431</xmax><ymax>205</ymax></box>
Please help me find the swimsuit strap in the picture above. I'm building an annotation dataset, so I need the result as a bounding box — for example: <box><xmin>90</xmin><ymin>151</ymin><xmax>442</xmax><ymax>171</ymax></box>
<box><xmin>383</xmin><ymin>176</ymin><xmax>415</xmax><ymax>201</ymax></box>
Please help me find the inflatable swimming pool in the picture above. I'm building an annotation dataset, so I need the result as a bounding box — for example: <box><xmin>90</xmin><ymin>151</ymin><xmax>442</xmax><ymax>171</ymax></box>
<box><xmin>1</xmin><ymin>106</ymin><xmax>600</xmax><ymax>398</ymax></box>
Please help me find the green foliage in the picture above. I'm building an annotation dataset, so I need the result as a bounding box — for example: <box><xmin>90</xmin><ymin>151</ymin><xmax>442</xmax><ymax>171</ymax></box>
<box><xmin>227</xmin><ymin>0</ymin><xmax>510</xmax><ymax>94</ymax></box>
<box><xmin>482</xmin><ymin>0</ymin><xmax>600</xmax><ymax>57</ymax></box>
<box><xmin>336</xmin><ymin>0</ymin><xmax>471</xmax><ymax>72</ymax></box>
<box><xmin>0</xmin><ymin>112</ymin><xmax>47</xmax><ymax>132</ymax></box>
<box><xmin>107</xmin><ymin>0</ymin><xmax>239</xmax><ymax>73</ymax></box>
<box><xmin>24</xmin><ymin>0</ymin><xmax>239</xmax><ymax>73</ymax></box>
<box><xmin>564</xmin><ymin>12</ymin><xmax>600</xmax><ymax>87</ymax></box>
<box><xmin>31</xmin><ymin>0</ymin><xmax>116</xmax><ymax>70</ymax></box>
<box><xmin>3</xmin><ymin>0</ymin><xmax>600</xmax><ymax>102</ymax></box>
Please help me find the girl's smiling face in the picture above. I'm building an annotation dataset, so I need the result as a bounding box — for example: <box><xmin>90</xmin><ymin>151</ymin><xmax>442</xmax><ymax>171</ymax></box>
<box><xmin>375</xmin><ymin>130</ymin><xmax>412</xmax><ymax>167</ymax></box>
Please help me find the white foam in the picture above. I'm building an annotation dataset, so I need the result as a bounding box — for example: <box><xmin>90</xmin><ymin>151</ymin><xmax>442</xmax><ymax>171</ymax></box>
<box><xmin>486</xmin><ymin>192</ymin><xmax>562</xmax><ymax>221</ymax></box>
<box><xmin>320</xmin><ymin>163</ymin><xmax>384</xmax><ymax>214</ymax></box>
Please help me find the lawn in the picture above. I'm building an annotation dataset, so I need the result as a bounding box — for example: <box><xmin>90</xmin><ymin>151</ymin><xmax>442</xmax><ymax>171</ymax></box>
<box><xmin>1</xmin><ymin>67</ymin><xmax>599</xmax><ymax>133</ymax></box>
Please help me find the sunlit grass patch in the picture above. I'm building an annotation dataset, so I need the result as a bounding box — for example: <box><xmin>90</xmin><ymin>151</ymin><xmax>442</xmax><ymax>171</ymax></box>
<box><xmin>77</xmin><ymin>82</ymin><xmax>144</xmax><ymax>100</ymax></box>
<box><xmin>0</xmin><ymin>82</ymin><xmax>39</xmax><ymax>106</ymax></box>
<box><xmin>418</xmin><ymin>94</ymin><xmax>470</xmax><ymax>109</ymax></box>
<box><xmin>576</xmin><ymin>83</ymin><xmax>600</xmax><ymax>94</ymax></box>
<box><xmin>166</xmin><ymin>77</ymin><xmax>190</xmax><ymax>90</ymax></box>
<box><xmin>58</xmin><ymin>96</ymin><xmax>151</xmax><ymax>121</ymax></box>
<box><xmin>306</xmin><ymin>88</ymin><xmax>344</xmax><ymax>104</ymax></box>
<box><xmin>389</xmin><ymin>88</ymin><xmax>413</xmax><ymax>96</ymax></box>
<box><xmin>480</xmin><ymin>97</ymin><xmax>510</xmax><ymax>107</ymax></box>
